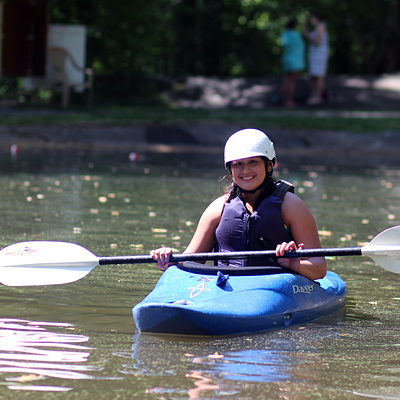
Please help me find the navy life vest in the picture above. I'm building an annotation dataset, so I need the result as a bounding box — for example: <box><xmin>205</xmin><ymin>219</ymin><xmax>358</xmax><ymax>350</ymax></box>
<box><xmin>214</xmin><ymin>180</ymin><xmax>294</xmax><ymax>267</ymax></box>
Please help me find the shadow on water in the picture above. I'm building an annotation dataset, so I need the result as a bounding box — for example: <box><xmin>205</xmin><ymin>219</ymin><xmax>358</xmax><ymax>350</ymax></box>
<box><xmin>0</xmin><ymin>147</ymin><xmax>224</xmax><ymax>176</ymax></box>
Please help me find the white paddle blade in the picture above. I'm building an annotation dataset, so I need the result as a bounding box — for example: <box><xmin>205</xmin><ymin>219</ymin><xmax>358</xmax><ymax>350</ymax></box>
<box><xmin>0</xmin><ymin>241</ymin><xmax>99</xmax><ymax>286</ymax></box>
<box><xmin>361</xmin><ymin>226</ymin><xmax>400</xmax><ymax>274</ymax></box>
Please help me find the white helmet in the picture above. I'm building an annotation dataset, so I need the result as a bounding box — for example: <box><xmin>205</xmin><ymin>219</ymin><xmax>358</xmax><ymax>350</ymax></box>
<box><xmin>224</xmin><ymin>129</ymin><xmax>276</xmax><ymax>167</ymax></box>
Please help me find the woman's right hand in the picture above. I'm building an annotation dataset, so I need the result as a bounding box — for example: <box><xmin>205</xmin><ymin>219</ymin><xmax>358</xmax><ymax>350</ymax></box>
<box><xmin>150</xmin><ymin>247</ymin><xmax>173</xmax><ymax>271</ymax></box>
<box><xmin>276</xmin><ymin>241</ymin><xmax>304</xmax><ymax>272</ymax></box>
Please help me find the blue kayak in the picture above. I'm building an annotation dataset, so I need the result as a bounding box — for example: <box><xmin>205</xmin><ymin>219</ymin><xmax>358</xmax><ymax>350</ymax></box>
<box><xmin>132</xmin><ymin>265</ymin><xmax>347</xmax><ymax>336</ymax></box>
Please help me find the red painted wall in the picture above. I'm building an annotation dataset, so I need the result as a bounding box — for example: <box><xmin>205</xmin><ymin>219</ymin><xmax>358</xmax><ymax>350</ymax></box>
<box><xmin>1</xmin><ymin>0</ymin><xmax>49</xmax><ymax>76</ymax></box>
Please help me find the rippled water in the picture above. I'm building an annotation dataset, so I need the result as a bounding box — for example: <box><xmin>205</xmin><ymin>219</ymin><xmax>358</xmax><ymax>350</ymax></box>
<box><xmin>0</xmin><ymin>147</ymin><xmax>399</xmax><ymax>399</ymax></box>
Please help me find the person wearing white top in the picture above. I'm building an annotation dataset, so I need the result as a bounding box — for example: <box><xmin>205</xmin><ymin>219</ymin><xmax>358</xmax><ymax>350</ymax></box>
<box><xmin>303</xmin><ymin>12</ymin><xmax>329</xmax><ymax>105</ymax></box>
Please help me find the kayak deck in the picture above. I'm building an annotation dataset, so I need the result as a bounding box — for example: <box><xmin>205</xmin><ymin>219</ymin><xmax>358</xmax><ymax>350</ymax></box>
<box><xmin>132</xmin><ymin>266</ymin><xmax>347</xmax><ymax>336</ymax></box>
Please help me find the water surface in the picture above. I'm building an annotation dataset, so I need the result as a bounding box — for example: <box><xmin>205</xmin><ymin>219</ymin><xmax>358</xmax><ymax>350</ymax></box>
<box><xmin>0</xmin><ymin>148</ymin><xmax>399</xmax><ymax>399</ymax></box>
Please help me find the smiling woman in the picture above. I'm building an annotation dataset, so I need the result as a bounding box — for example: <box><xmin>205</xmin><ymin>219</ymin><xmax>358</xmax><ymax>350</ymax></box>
<box><xmin>150</xmin><ymin>128</ymin><xmax>327</xmax><ymax>281</ymax></box>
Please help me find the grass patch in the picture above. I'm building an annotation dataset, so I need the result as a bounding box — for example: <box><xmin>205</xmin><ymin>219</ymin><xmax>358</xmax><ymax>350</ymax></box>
<box><xmin>1</xmin><ymin>105</ymin><xmax>400</xmax><ymax>133</ymax></box>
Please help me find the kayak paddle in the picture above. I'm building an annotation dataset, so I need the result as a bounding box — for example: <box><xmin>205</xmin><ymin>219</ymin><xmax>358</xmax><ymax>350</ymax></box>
<box><xmin>0</xmin><ymin>225</ymin><xmax>399</xmax><ymax>286</ymax></box>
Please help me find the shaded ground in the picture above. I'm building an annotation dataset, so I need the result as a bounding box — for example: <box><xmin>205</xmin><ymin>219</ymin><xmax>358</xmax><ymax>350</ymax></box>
<box><xmin>165</xmin><ymin>74</ymin><xmax>400</xmax><ymax>110</ymax></box>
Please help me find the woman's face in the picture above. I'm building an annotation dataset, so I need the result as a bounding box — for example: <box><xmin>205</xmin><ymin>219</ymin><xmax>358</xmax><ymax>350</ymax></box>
<box><xmin>310</xmin><ymin>15</ymin><xmax>318</xmax><ymax>26</ymax></box>
<box><xmin>230</xmin><ymin>156</ymin><xmax>271</xmax><ymax>192</ymax></box>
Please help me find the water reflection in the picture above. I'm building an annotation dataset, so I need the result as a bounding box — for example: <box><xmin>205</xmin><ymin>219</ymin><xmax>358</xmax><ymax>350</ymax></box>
<box><xmin>186</xmin><ymin>371</ymin><xmax>222</xmax><ymax>399</ymax></box>
<box><xmin>128</xmin><ymin>314</ymin><xmax>345</xmax><ymax>397</ymax></box>
<box><xmin>0</xmin><ymin>318</ymin><xmax>99</xmax><ymax>392</ymax></box>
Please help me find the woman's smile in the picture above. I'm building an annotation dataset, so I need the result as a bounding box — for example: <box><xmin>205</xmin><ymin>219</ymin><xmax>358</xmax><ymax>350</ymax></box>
<box><xmin>240</xmin><ymin>175</ymin><xmax>256</xmax><ymax>182</ymax></box>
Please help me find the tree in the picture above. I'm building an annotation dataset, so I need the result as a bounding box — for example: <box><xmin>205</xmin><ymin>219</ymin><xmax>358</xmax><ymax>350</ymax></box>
<box><xmin>48</xmin><ymin>0</ymin><xmax>400</xmax><ymax>103</ymax></box>
<box><xmin>50</xmin><ymin>0</ymin><xmax>176</xmax><ymax>101</ymax></box>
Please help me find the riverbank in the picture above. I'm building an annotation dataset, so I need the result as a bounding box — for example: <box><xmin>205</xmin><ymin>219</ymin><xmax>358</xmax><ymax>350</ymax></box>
<box><xmin>1</xmin><ymin>71</ymin><xmax>400</xmax><ymax>168</ymax></box>
<box><xmin>1</xmin><ymin>116</ymin><xmax>399</xmax><ymax>167</ymax></box>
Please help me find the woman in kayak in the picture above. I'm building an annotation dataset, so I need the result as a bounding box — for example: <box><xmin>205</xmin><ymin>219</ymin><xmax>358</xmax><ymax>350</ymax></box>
<box><xmin>150</xmin><ymin>128</ymin><xmax>326</xmax><ymax>281</ymax></box>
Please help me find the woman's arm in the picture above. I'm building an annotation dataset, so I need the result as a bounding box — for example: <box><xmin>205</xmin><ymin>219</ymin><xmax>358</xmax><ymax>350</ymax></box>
<box><xmin>278</xmin><ymin>192</ymin><xmax>327</xmax><ymax>280</ymax></box>
<box><xmin>150</xmin><ymin>195</ymin><xmax>226</xmax><ymax>270</ymax></box>
<box><xmin>312</xmin><ymin>23</ymin><xmax>326</xmax><ymax>45</ymax></box>
<box><xmin>183</xmin><ymin>195</ymin><xmax>226</xmax><ymax>254</ymax></box>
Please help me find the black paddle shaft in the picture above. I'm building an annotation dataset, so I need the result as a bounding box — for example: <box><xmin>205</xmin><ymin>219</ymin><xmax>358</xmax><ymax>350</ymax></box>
<box><xmin>98</xmin><ymin>247</ymin><xmax>363</xmax><ymax>265</ymax></box>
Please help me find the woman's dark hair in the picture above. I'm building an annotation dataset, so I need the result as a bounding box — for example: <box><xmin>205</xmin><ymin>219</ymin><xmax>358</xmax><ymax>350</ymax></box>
<box><xmin>310</xmin><ymin>11</ymin><xmax>324</xmax><ymax>21</ymax></box>
<box><xmin>287</xmin><ymin>18</ymin><xmax>297</xmax><ymax>30</ymax></box>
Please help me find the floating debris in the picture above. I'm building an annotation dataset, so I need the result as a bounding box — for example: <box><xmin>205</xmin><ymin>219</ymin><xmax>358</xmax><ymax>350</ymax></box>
<box><xmin>318</xmin><ymin>230</ymin><xmax>332</xmax><ymax>237</ymax></box>
<box><xmin>208</xmin><ymin>352</ymin><xmax>224</xmax><ymax>359</ymax></box>
<box><xmin>10</xmin><ymin>144</ymin><xmax>20</xmax><ymax>156</ymax></box>
<box><xmin>130</xmin><ymin>244</ymin><xmax>144</xmax><ymax>250</ymax></box>
<box><xmin>152</xmin><ymin>228</ymin><xmax>168</xmax><ymax>233</ymax></box>
<box><xmin>129</xmin><ymin>152</ymin><xmax>140</xmax><ymax>162</ymax></box>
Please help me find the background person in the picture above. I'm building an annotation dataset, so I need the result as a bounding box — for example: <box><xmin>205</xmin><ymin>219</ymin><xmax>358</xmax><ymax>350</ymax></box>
<box><xmin>150</xmin><ymin>129</ymin><xmax>327</xmax><ymax>281</ymax></box>
<box><xmin>303</xmin><ymin>11</ymin><xmax>329</xmax><ymax>105</ymax></box>
<box><xmin>281</xmin><ymin>18</ymin><xmax>305</xmax><ymax>108</ymax></box>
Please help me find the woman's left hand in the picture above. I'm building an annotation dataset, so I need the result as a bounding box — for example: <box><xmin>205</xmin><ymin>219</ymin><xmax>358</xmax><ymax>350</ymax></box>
<box><xmin>276</xmin><ymin>241</ymin><xmax>304</xmax><ymax>272</ymax></box>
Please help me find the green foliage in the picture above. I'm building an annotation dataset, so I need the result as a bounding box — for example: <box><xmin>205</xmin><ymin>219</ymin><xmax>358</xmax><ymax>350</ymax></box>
<box><xmin>48</xmin><ymin>0</ymin><xmax>400</xmax><ymax>104</ymax></box>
